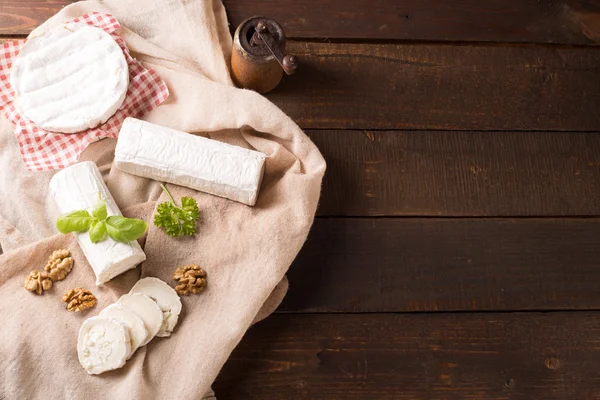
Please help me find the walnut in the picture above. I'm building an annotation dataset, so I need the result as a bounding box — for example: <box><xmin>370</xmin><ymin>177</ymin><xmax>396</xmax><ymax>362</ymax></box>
<box><xmin>24</xmin><ymin>270</ymin><xmax>53</xmax><ymax>295</ymax></box>
<box><xmin>173</xmin><ymin>265</ymin><xmax>207</xmax><ymax>295</ymax></box>
<box><xmin>62</xmin><ymin>288</ymin><xmax>96</xmax><ymax>312</ymax></box>
<box><xmin>44</xmin><ymin>249</ymin><xmax>74</xmax><ymax>281</ymax></box>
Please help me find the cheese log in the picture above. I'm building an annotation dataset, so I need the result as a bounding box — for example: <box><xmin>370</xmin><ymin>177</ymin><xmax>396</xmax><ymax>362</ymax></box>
<box><xmin>11</xmin><ymin>23</ymin><xmax>129</xmax><ymax>134</ymax></box>
<box><xmin>49</xmin><ymin>161</ymin><xmax>146</xmax><ymax>285</ymax></box>
<box><xmin>77</xmin><ymin>316</ymin><xmax>131</xmax><ymax>375</ymax></box>
<box><xmin>114</xmin><ymin>118</ymin><xmax>266</xmax><ymax>206</ymax></box>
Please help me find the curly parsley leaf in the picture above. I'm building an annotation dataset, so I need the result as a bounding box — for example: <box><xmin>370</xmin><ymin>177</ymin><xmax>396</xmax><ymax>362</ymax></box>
<box><xmin>154</xmin><ymin>184</ymin><xmax>200</xmax><ymax>237</ymax></box>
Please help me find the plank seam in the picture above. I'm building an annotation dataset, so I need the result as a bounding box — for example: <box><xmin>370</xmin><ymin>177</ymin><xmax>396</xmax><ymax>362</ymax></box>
<box><xmin>274</xmin><ymin>309</ymin><xmax>600</xmax><ymax>315</ymax></box>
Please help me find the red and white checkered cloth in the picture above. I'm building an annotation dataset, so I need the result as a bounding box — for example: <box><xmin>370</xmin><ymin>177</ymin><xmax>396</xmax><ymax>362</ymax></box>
<box><xmin>0</xmin><ymin>12</ymin><xmax>169</xmax><ymax>171</ymax></box>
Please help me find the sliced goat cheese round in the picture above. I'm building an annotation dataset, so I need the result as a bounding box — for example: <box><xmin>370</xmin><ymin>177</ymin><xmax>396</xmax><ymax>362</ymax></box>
<box><xmin>77</xmin><ymin>316</ymin><xmax>131</xmax><ymax>375</ymax></box>
<box><xmin>100</xmin><ymin>304</ymin><xmax>148</xmax><ymax>358</ymax></box>
<box><xmin>11</xmin><ymin>23</ymin><xmax>129</xmax><ymax>133</ymax></box>
<box><xmin>117</xmin><ymin>293</ymin><xmax>163</xmax><ymax>345</ymax></box>
<box><xmin>130</xmin><ymin>277</ymin><xmax>182</xmax><ymax>337</ymax></box>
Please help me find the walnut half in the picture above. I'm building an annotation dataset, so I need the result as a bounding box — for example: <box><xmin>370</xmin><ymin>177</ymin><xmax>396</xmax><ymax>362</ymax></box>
<box><xmin>24</xmin><ymin>270</ymin><xmax>53</xmax><ymax>295</ymax></box>
<box><xmin>173</xmin><ymin>265</ymin><xmax>207</xmax><ymax>295</ymax></box>
<box><xmin>44</xmin><ymin>249</ymin><xmax>74</xmax><ymax>281</ymax></box>
<box><xmin>63</xmin><ymin>288</ymin><xmax>96</xmax><ymax>312</ymax></box>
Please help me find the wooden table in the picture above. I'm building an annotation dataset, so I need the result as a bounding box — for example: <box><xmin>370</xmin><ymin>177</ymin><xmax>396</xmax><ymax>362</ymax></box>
<box><xmin>3</xmin><ymin>1</ymin><xmax>600</xmax><ymax>398</ymax></box>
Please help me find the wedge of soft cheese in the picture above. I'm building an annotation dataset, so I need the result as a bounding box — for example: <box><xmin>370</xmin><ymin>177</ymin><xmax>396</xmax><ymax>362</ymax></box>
<box><xmin>49</xmin><ymin>161</ymin><xmax>146</xmax><ymax>285</ymax></box>
<box><xmin>78</xmin><ymin>316</ymin><xmax>131</xmax><ymax>375</ymax></box>
<box><xmin>100</xmin><ymin>304</ymin><xmax>148</xmax><ymax>358</ymax></box>
<box><xmin>130</xmin><ymin>277</ymin><xmax>182</xmax><ymax>337</ymax></box>
<box><xmin>114</xmin><ymin>118</ymin><xmax>266</xmax><ymax>206</ymax></box>
<box><xmin>11</xmin><ymin>23</ymin><xmax>129</xmax><ymax>133</ymax></box>
<box><xmin>117</xmin><ymin>293</ymin><xmax>163</xmax><ymax>345</ymax></box>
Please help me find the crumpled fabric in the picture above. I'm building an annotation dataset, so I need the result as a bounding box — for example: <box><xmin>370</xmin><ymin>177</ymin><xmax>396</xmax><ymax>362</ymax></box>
<box><xmin>0</xmin><ymin>0</ymin><xmax>325</xmax><ymax>399</ymax></box>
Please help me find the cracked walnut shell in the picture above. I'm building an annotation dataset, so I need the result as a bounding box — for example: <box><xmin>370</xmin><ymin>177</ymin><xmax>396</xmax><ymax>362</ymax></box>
<box><xmin>24</xmin><ymin>270</ymin><xmax>53</xmax><ymax>295</ymax></box>
<box><xmin>173</xmin><ymin>265</ymin><xmax>207</xmax><ymax>295</ymax></box>
<box><xmin>44</xmin><ymin>249</ymin><xmax>74</xmax><ymax>281</ymax></box>
<box><xmin>63</xmin><ymin>288</ymin><xmax>96</xmax><ymax>312</ymax></box>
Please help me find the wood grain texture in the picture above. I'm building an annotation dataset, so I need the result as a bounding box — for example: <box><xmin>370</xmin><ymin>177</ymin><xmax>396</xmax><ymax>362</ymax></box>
<box><xmin>215</xmin><ymin>312</ymin><xmax>600</xmax><ymax>399</ymax></box>
<box><xmin>2</xmin><ymin>0</ymin><xmax>600</xmax><ymax>45</ymax></box>
<box><xmin>281</xmin><ymin>218</ymin><xmax>600</xmax><ymax>312</ymax></box>
<box><xmin>269</xmin><ymin>42</ymin><xmax>600</xmax><ymax>130</ymax></box>
<box><xmin>310</xmin><ymin>130</ymin><xmax>600</xmax><ymax>217</ymax></box>
<box><xmin>225</xmin><ymin>0</ymin><xmax>600</xmax><ymax>44</ymax></box>
<box><xmin>0</xmin><ymin>1</ymin><xmax>68</xmax><ymax>35</ymax></box>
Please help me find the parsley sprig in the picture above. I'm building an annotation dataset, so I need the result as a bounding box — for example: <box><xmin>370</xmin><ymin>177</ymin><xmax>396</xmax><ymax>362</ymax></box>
<box><xmin>153</xmin><ymin>184</ymin><xmax>200</xmax><ymax>237</ymax></box>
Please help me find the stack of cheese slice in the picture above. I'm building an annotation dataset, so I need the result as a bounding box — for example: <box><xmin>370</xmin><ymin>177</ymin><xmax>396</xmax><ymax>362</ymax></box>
<box><xmin>78</xmin><ymin>277</ymin><xmax>182</xmax><ymax>375</ymax></box>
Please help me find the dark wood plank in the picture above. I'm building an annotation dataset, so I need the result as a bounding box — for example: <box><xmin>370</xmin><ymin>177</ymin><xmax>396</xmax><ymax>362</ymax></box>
<box><xmin>215</xmin><ymin>312</ymin><xmax>600</xmax><ymax>399</ymax></box>
<box><xmin>2</xmin><ymin>1</ymin><xmax>600</xmax><ymax>45</ymax></box>
<box><xmin>310</xmin><ymin>130</ymin><xmax>600</xmax><ymax>217</ymax></box>
<box><xmin>269</xmin><ymin>42</ymin><xmax>600</xmax><ymax>130</ymax></box>
<box><xmin>0</xmin><ymin>1</ymin><xmax>69</xmax><ymax>35</ymax></box>
<box><xmin>226</xmin><ymin>0</ymin><xmax>600</xmax><ymax>45</ymax></box>
<box><xmin>281</xmin><ymin>218</ymin><xmax>600</xmax><ymax>312</ymax></box>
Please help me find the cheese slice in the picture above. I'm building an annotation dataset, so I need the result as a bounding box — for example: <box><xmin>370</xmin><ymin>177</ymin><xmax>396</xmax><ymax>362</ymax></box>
<box><xmin>49</xmin><ymin>161</ymin><xmax>146</xmax><ymax>285</ymax></box>
<box><xmin>130</xmin><ymin>277</ymin><xmax>182</xmax><ymax>337</ymax></box>
<box><xmin>115</xmin><ymin>118</ymin><xmax>266</xmax><ymax>206</ymax></box>
<box><xmin>77</xmin><ymin>316</ymin><xmax>131</xmax><ymax>375</ymax></box>
<box><xmin>11</xmin><ymin>23</ymin><xmax>129</xmax><ymax>133</ymax></box>
<box><xmin>117</xmin><ymin>293</ymin><xmax>163</xmax><ymax>345</ymax></box>
<box><xmin>99</xmin><ymin>304</ymin><xmax>148</xmax><ymax>358</ymax></box>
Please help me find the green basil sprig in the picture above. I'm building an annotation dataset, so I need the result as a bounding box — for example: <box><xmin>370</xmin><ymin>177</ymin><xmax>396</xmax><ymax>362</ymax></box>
<box><xmin>56</xmin><ymin>195</ymin><xmax>148</xmax><ymax>244</ymax></box>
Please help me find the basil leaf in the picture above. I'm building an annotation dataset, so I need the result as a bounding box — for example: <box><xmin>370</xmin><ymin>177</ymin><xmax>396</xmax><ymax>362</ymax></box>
<box><xmin>105</xmin><ymin>216</ymin><xmax>148</xmax><ymax>243</ymax></box>
<box><xmin>92</xmin><ymin>199</ymin><xmax>108</xmax><ymax>221</ymax></box>
<box><xmin>89</xmin><ymin>220</ymin><xmax>108</xmax><ymax>243</ymax></box>
<box><xmin>56</xmin><ymin>210</ymin><xmax>94</xmax><ymax>234</ymax></box>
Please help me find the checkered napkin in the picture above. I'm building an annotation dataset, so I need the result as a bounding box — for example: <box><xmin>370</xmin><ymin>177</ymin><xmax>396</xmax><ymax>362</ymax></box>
<box><xmin>0</xmin><ymin>12</ymin><xmax>169</xmax><ymax>171</ymax></box>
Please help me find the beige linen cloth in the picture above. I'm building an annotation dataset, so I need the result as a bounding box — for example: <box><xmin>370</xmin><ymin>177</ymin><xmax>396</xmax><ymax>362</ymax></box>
<box><xmin>0</xmin><ymin>1</ymin><xmax>325</xmax><ymax>399</ymax></box>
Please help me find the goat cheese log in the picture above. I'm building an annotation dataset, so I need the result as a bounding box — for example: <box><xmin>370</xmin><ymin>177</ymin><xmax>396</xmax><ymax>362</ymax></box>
<box><xmin>114</xmin><ymin>118</ymin><xmax>266</xmax><ymax>206</ymax></box>
<box><xmin>11</xmin><ymin>23</ymin><xmax>129</xmax><ymax>133</ymax></box>
<box><xmin>49</xmin><ymin>161</ymin><xmax>146</xmax><ymax>285</ymax></box>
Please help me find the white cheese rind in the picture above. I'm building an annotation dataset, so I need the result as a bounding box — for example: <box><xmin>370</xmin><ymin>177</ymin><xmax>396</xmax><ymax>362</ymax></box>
<box><xmin>99</xmin><ymin>304</ymin><xmax>148</xmax><ymax>358</ymax></box>
<box><xmin>77</xmin><ymin>316</ymin><xmax>131</xmax><ymax>375</ymax></box>
<box><xmin>130</xmin><ymin>277</ymin><xmax>182</xmax><ymax>337</ymax></box>
<box><xmin>11</xmin><ymin>23</ymin><xmax>129</xmax><ymax>134</ymax></box>
<box><xmin>114</xmin><ymin>118</ymin><xmax>266</xmax><ymax>206</ymax></box>
<box><xmin>117</xmin><ymin>293</ymin><xmax>163</xmax><ymax>345</ymax></box>
<box><xmin>49</xmin><ymin>161</ymin><xmax>146</xmax><ymax>285</ymax></box>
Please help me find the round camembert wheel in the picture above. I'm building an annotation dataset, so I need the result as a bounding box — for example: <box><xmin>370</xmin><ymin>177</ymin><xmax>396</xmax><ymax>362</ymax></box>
<box><xmin>11</xmin><ymin>23</ymin><xmax>129</xmax><ymax>133</ymax></box>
